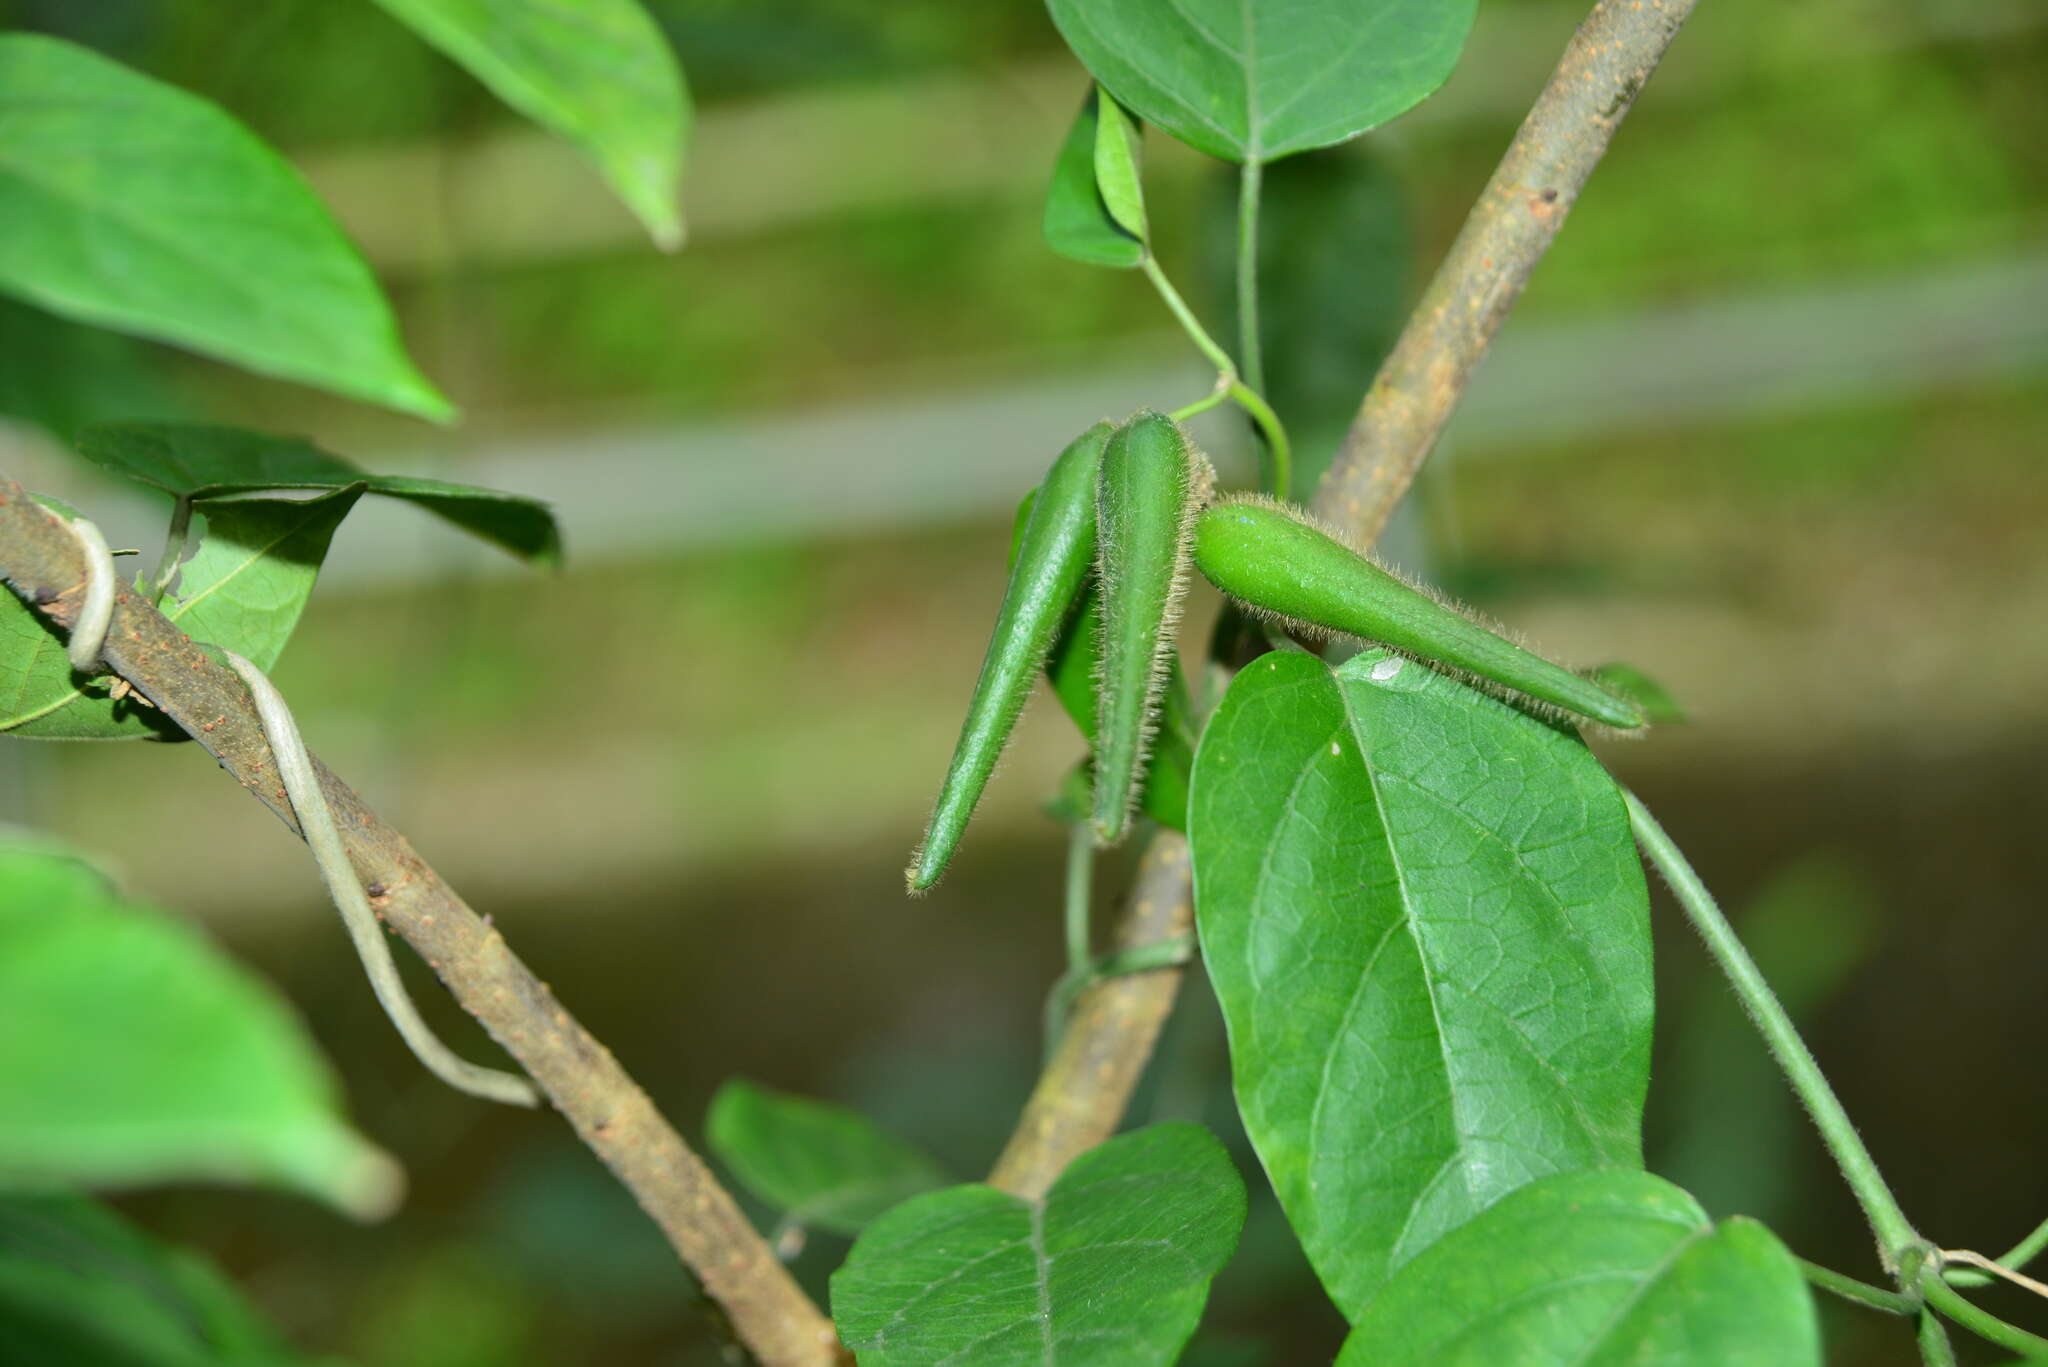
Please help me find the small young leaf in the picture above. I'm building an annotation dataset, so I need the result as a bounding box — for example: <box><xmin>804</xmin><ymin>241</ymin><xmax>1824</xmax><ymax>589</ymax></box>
<box><xmin>909</xmin><ymin>423</ymin><xmax>1113</xmax><ymax>891</ymax></box>
<box><xmin>706</xmin><ymin>1080</ymin><xmax>947</xmax><ymax>1236</ymax></box>
<box><xmin>76</xmin><ymin>423</ymin><xmax>561</xmax><ymax>566</ymax></box>
<box><xmin>0</xmin><ymin>35</ymin><xmax>448</xmax><ymax>420</ymax></box>
<box><xmin>1589</xmin><ymin>661</ymin><xmax>1688</xmax><ymax>724</ymax></box>
<box><xmin>1336</xmin><ymin>1171</ymin><xmax>1819</xmax><ymax>1364</ymax></box>
<box><xmin>1192</xmin><ymin>498</ymin><xmax>1644</xmax><ymax>728</ymax></box>
<box><xmin>1</xmin><ymin>487</ymin><xmax>364</xmax><ymax>741</ymax></box>
<box><xmin>832</xmin><ymin>1123</ymin><xmax>1245</xmax><ymax>1366</ymax></box>
<box><xmin>1044</xmin><ymin>90</ymin><xmax>1145</xmax><ymax>269</ymax></box>
<box><xmin>0</xmin><ymin>1192</ymin><xmax>319</xmax><ymax>1366</ymax></box>
<box><xmin>1190</xmin><ymin>649</ymin><xmax>1653</xmax><ymax>1315</ymax></box>
<box><xmin>0</xmin><ymin>838</ymin><xmax>401</xmax><ymax>1218</ymax></box>
<box><xmin>1092</xmin><ymin>411</ymin><xmax>1201</xmax><ymax>845</ymax></box>
<box><xmin>368</xmin><ymin>0</ymin><xmax>691</xmax><ymax>249</ymax></box>
<box><xmin>1047</xmin><ymin>0</ymin><xmax>1477</xmax><ymax>164</ymax></box>
<box><xmin>1092</xmin><ymin>91</ymin><xmax>1148</xmax><ymax>244</ymax></box>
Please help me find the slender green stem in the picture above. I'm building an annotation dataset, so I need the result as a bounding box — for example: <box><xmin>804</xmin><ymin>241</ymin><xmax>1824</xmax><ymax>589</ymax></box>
<box><xmin>148</xmin><ymin>496</ymin><xmax>193</xmax><ymax>605</ymax></box>
<box><xmin>1064</xmin><ymin>821</ymin><xmax>1093</xmax><ymax>973</ymax></box>
<box><xmin>1142</xmin><ymin>256</ymin><xmax>1237</xmax><ymax>378</ymax></box>
<box><xmin>1227</xmin><ymin>379</ymin><xmax>1292</xmax><ymax>501</ymax></box>
<box><xmin>1140</xmin><ymin>255</ymin><xmax>1293</xmax><ymax>496</ymax></box>
<box><xmin>1916</xmin><ymin>1310</ymin><xmax>1957</xmax><ymax>1367</ymax></box>
<box><xmin>1043</xmin><ymin>825</ymin><xmax>1097</xmax><ymax>1062</ymax></box>
<box><xmin>1169</xmin><ymin>377</ymin><xmax>1233</xmax><ymax>424</ymax></box>
<box><xmin>1799</xmin><ymin>1258</ymin><xmax>1917</xmax><ymax>1316</ymax></box>
<box><xmin>2000</xmin><ymin>1214</ymin><xmax>2048</xmax><ymax>1272</ymax></box>
<box><xmin>1625</xmin><ymin>790</ymin><xmax>1918</xmax><ymax>1268</ymax></box>
<box><xmin>1236</xmin><ymin>159</ymin><xmax>1265</xmax><ymax>397</ymax></box>
<box><xmin>1921</xmin><ymin>1269</ymin><xmax>2048</xmax><ymax>1357</ymax></box>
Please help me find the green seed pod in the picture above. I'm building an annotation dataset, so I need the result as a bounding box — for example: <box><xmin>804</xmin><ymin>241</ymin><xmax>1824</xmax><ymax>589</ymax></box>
<box><xmin>1092</xmin><ymin>410</ymin><xmax>1206</xmax><ymax>845</ymax></box>
<box><xmin>908</xmin><ymin>422</ymin><xmax>1113</xmax><ymax>892</ymax></box>
<box><xmin>1192</xmin><ymin>496</ymin><xmax>1646</xmax><ymax>730</ymax></box>
<box><xmin>1009</xmin><ymin>493</ymin><xmax>1195</xmax><ymax>832</ymax></box>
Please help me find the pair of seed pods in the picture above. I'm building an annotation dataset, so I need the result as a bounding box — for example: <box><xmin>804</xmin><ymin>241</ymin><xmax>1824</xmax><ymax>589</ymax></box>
<box><xmin>907</xmin><ymin>411</ymin><xmax>1644</xmax><ymax>891</ymax></box>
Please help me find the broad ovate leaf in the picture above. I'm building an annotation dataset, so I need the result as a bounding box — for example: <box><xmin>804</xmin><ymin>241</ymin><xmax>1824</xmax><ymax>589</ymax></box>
<box><xmin>1044</xmin><ymin>88</ymin><xmax>1146</xmax><ymax>269</ymax></box>
<box><xmin>1190</xmin><ymin>649</ymin><xmax>1653</xmax><ymax>1316</ymax></box>
<box><xmin>0</xmin><ymin>1192</ymin><xmax>317</xmax><ymax>1365</ymax></box>
<box><xmin>369</xmin><ymin>0</ymin><xmax>690</xmax><ymax>248</ymax></box>
<box><xmin>706</xmin><ymin>1080</ymin><xmax>946</xmax><ymax>1236</ymax></box>
<box><xmin>832</xmin><ymin>1123</ymin><xmax>1244</xmax><ymax>1366</ymax></box>
<box><xmin>1047</xmin><ymin>0</ymin><xmax>1477</xmax><ymax>164</ymax></box>
<box><xmin>0</xmin><ymin>837</ymin><xmax>400</xmax><ymax>1218</ymax></box>
<box><xmin>1</xmin><ymin>487</ymin><xmax>365</xmax><ymax>741</ymax></box>
<box><xmin>0</xmin><ymin>34</ymin><xmax>448</xmax><ymax>420</ymax></box>
<box><xmin>77</xmin><ymin>422</ymin><xmax>561</xmax><ymax>565</ymax></box>
<box><xmin>1337</xmin><ymin>1170</ymin><xmax>1820</xmax><ymax>1365</ymax></box>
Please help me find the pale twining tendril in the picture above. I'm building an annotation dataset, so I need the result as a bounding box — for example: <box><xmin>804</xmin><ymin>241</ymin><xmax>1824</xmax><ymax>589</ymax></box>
<box><xmin>224</xmin><ymin>650</ymin><xmax>539</xmax><ymax>1108</ymax></box>
<box><xmin>1941</xmin><ymin>1249</ymin><xmax>2048</xmax><ymax>1303</ymax></box>
<box><xmin>63</xmin><ymin>516</ymin><xmax>116</xmax><ymax>673</ymax></box>
<box><xmin>59</xmin><ymin>515</ymin><xmax>533</xmax><ymax>1105</ymax></box>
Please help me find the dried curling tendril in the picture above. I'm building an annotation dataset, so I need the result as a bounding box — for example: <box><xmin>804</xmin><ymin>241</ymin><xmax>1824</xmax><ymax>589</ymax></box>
<box><xmin>57</xmin><ymin>513</ymin><xmax>538</xmax><ymax>1108</ymax></box>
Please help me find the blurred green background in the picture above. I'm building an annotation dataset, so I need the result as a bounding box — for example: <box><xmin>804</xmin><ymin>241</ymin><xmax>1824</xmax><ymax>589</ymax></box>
<box><xmin>2</xmin><ymin>0</ymin><xmax>2045</xmax><ymax>1362</ymax></box>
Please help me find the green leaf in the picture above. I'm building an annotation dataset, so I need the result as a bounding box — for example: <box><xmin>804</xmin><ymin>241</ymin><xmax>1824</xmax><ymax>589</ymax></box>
<box><xmin>1189</xmin><ymin>649</ymin><xmax>1653</xmax><ymax>1317</ymax></box>
<box><xmin>1336</xmin><ymin>1170</ymin><xmax>1820</xmax><ymax>1365</ymax></box>
<box><xmin>705</xmin><ymin>1080</ymin><xmax>947</xmax><ymax>1237</ymax></box>
<box><xmin>0</xmin><ymin>837</ymin><xmax>401</xmax><ymax>1218</ymax></box>
<box><xmin>0</xmin><ymin>1192</ymin><xmax>318</xmax><ymax>1366</ymax></box>
<box><xmin>1046</xmin><ymin>0</ymin><xmax>1477</xmax><ymax>164</ymax></box>
<box><xmin>0</xmin><ymin>34</ymin><xmax>449</xmax><ymax>421</ymax></box>
<box><xmin>1044</xmin><ymin>89</ymin><xmax>1145</xmax><ymax>269</ymax></box>
<box><xmin>369</xmin><ymin>0</ymin><xmax>691</xmax><ymax>249</ymax></box>
<box><xmin>0</xmin><ymin>297</ymin><xmax>190</xmax><ymax>440</ymax></box>
<box><xmin>1092</xmin><ymin>91</ymin><xmax>1147</xmax><ymax>244</ymax></box>
<box><xmin>832</xmin><ymin>1124</ymin><xmax>1245</xmax><ymax>1366</ymax></box>
<box><xmin>76</xmin><ymin>422</ymin><xmax>561</xmax><ymax>565</ymax></box>
<box><xmin>1</xmin><ymin>487</ymin><xmax>365</xmax><ymax>741</ymax></box>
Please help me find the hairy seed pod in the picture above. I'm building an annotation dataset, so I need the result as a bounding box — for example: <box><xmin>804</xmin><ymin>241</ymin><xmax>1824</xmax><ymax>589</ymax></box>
<box><xmin>1009</xmin><ymin>493</ymin><xmax>1194</xmax><ymax>831</ymax></box>
<box><xmin>908</xmin><ymin>422</ymin><xmax>1114</xmax><ymax>892</ymax></box>
<box><xmin>1092</xmin><ymin>411</ymin><xmax>1206</xmax><ymax>845</ymax></box>
<box><xmin>1192</xmin><ymin>496</ymin><xmax>1646</xmax><ymax>729</ymax></box>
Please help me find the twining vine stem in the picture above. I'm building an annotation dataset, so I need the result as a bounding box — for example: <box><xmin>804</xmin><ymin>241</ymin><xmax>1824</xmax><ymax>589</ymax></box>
<box><xmin>0</xmin><ymin>483</ymin><xmax>846</xmax><ymax>1367</ymax></box>
<box><xmin>1624</xmin><ymin>789</ymin><xmax>1917</xmax><ymax>1267</ymax></box>
<box><xmin>991</xmin><ymin>0</ymin><xmax>1702</xmax><ymax>1205</ymax></box>
<box><xmin>1236</xmin><ymin>159</ymin><xmax>1266</xmax><ymax>398</ymax></box>
<box><xmin>1138</xmin><ymin>255</ymin><xmax>1292</xmax><ymax>498</ymax></box>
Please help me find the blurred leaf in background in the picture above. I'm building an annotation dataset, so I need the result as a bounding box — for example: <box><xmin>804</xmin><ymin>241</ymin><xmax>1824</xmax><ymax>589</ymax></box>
<box><xmin>0</xmin><ymin>1192</ymin><xmax>329</xmax><ymax>1367</ymax></box>
<box><xmin>0</xmin><ymin>833</ymin><xmax>401</xmax><ymax>1220</ymax></box>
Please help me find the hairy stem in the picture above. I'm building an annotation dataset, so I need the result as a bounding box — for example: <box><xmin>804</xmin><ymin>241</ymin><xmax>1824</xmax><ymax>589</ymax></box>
<box><xmin>0</xmin><ymin>481</ymin><xmax>845</xmax><ymax>1367</ymax></box>
<box><xmin>1799</xmin><ymin>1258</ymin><xmax>1917</xmax><ymax>1316</ymax></box>
<box><xmin>1313</xmin><ymin>0</ymin><xmax>1700</xmax><ymax>542</ymax></box>
<box><xmin>1916</xmin><ymin>1310</ymin><xmax>1957</xmax><ymax>1367</ymax></box>
<box><xmin>1625</xmin><ymin>790</ymin><xmax>1917</xmax><ymax>1269</ymax></box>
